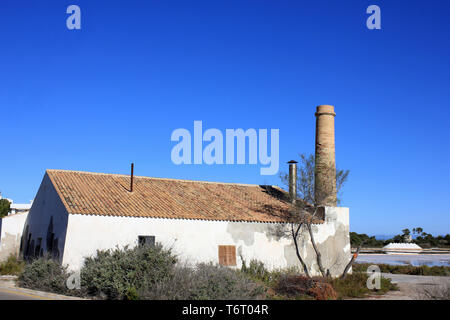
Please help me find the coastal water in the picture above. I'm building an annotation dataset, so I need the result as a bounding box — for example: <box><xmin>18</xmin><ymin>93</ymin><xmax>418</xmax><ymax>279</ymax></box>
<box><xmin>356</xmin><ymin>254</ymin><xmax>450</xmax><ymax>267</ymax></box>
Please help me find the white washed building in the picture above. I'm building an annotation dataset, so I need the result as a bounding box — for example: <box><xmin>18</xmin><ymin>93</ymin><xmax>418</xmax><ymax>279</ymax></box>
<box><xmin>0</xmin><ymin>196</ymin><xmax>32</xmax><ymax>261</ymax></box>
<box><xmin>17</xmin><ymin>169</ymin><xmax>351</xmax><ymax>276</ymax></box>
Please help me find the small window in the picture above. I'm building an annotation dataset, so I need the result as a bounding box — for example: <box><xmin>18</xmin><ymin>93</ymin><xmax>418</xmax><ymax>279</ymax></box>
<box><xmin>218</xmin><ymin>245</ymin><xmax>236</xmax><ymax>266</ymax></box>
<box><xmin>138</xmin><ymin>236</ymin><xmax>155</xmax><ymax>247</ymax></box>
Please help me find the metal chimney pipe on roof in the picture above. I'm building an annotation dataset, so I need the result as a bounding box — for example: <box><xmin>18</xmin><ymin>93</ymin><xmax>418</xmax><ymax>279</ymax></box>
<box><xmin>288</xmin><ymin>160</ymin><xmax>298</xmax><ymax>204</ymax></box>
<box><xmin>130</xmin><ymin>163</ymin><xmax>134</xmax><ymax>192</ymax></box>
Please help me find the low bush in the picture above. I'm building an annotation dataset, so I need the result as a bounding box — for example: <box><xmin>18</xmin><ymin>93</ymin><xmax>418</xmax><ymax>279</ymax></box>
<box><xmin>240</xmin><ymin>259</ymin><xmax>398</xmax><ymax>300</ymax></box>
<box><xmin>0</xmin><ymin>255</ymin><xmax>25</xmax><ymax>275</ymax></box>
<box><xmin>241</xmin><ymin>259</ymin><xmax>271</xmax><ymax>283</ymax></box>
<box><xmin>17</xmin><ymin>252</ymin><xmax>401</xmax><ymax>300</ymax></box>
<box><xmin>309</xmin><ymin>281</ymin><xmax>338</xmax><ymax>300</ymax></box>
<box><xmin>80</xmin><ymin>244</ymin><xmax>177</xmax><ymax>299</ymax></box>
<box><xmin>275</xmin><ymin>275</ymin><xmax>337</xmax><ymax>300</ymax></box>
<box><xmin>329</xmin><ymin>272</ymin><xmax>397</xmax><ymax>299</ymax></box>
<box><xmin>272</xmin><ymin>268</ymin><xmax>397</xmax><ymax>300</ymax></box>
<box><xmin>18</xmin><ymin>257</ymin><xmax>70</xmax><ymax>295</ymax></box>
<box><xmin>353</xmin><ymin>263</ymin><xmax>450</xmax><ymax>276</ymax></box>
<box><xmin>141</xmin><ymin>263</ymin><xmax>265</xmax><ymax>300</ymax></box>
<box><xmin>15</xmin><ymin>245</ymin><xmax>264</xmax><ymax>300</ymax></box>
<box><xmin>329</xmin><ymin>272</ymin><xmax>370</xmax><ymax>298</ymax></box>
<box><xmin>240</xmin><ymin>259</ymin><xmax>300</xmax><ymax>288</ymax></box>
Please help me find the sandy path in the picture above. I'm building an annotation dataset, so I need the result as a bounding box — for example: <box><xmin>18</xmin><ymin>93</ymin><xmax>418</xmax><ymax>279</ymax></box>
<box><xmin>361</xmin><ymin>273</ymin><xmax>450</xmax><ymax>300</ymax></box>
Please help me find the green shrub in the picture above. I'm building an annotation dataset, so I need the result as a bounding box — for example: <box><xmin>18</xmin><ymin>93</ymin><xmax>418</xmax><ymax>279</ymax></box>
<box><xmin>141</xmin><ymin>263</ymin><xmax>265</xmax><ymax>300</ymax></box>
<box><xmin>0</xmin><ymin>198</ymin><xmax>10</xmax><ymax>218</ymax></box>
<box><xmin>125</xmin><ymin>286</ymin><xmax>139</xmax><ymax>300</ymax></box>
<box><xmin>0</xmin><ymin>255</ymin><xmax>25</xmax><ymax>275</ymax></box>
<box><xmin>18</xmin><ymin>258</ymin><xmax>70</xmax><ymax>295</ymax></box>
<box><xmin>241</xmin><ymin>259</ymin><xmax>272</xmax><ymax>284</ymax></box>
<box><xmin>18</xmin><ymin>245</ymin><xmax>263</xmax><ymax>300</ymax></box>
<box><xmin>240</xmin><ymin>259</ymin><xmax>300</xmax><ymax>288</ymax></box>
<box><xmin>329</xmin><ymin>272</ymin><xmax>397</xmax><ymax>299</ymax></box>
<box><xmin>330</xmin><ymin>273</ymin><xmax>369</xmax><ymax>298</ymax></box>
<box><xmin>80</xmin><ymin>244</ymin><xmax>177</xmax><ymax>299</ymax></box>
<box><xmin>189</xmin><ymin>263</ymin><xmax>264</xmax><ymax>300</ymax></box>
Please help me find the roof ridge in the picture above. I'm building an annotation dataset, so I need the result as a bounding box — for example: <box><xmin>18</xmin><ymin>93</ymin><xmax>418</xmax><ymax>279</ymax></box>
<box><xmin>46</xmin><ymin>169</ymin><xmax>280</xmax><ymax>188</ymax></box>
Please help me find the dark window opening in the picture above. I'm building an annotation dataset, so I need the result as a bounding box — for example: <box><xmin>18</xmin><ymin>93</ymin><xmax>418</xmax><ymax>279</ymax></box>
<box><xmin>138</xmin><ymin>236</ymin><xmax>155</xmax><ymax>247</ymax></box>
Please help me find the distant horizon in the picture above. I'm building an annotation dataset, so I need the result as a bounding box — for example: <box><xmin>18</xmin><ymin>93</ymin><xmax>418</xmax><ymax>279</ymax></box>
<box><xmin>358</xmin><ymin>233</ymin><xmax>449</xmax><ymax>239</ymax></box>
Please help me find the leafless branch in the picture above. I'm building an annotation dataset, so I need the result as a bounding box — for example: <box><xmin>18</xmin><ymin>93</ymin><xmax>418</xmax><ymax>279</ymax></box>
<box><xmin>340</xmin><ymin>245</ymin><xmax>361</xmax><ymax>279</ymax></box>
<box><xmin>306</xmin><ymin>222</ymin><xmax>326</xmax><ymax>277</ymax></box>
<box><xmin>291</xmin><ymin>223</ymin><xmax>310</xmax><ymax>278</ymax></box>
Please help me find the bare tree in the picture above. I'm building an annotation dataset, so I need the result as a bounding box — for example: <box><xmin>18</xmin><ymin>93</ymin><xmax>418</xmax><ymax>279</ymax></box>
<box><xmin>279</xmin><ymin>153</ymin><xmax>349</xmax><ymax>206</ymax></box>
<box><xmin>273</xmin><ymin>153</ymin><xmax>349</xmax><ymax>278</ymax></box>
<box><xmin>341</xmin><ymin>243</ymin><xmax>363</xmax><ymax>279</ymax></box>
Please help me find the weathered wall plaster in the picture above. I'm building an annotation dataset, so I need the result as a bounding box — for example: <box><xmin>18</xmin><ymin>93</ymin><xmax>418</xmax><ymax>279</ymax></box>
<box><xmin>62</xmin><ymin>206</ymin><xmax>350</xmax><ymax>277</ymax></box>
<box><xmin>0</xmin><ymin>212</ymin><xmax>29</xmax><ymax>261</ymax></box>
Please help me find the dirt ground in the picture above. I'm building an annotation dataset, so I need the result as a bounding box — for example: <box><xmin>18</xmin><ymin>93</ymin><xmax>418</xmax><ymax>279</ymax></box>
<box><xmin>361</xmin><ymin>273</ymin><xmax>450</xmax><ymax>300</ymax></box>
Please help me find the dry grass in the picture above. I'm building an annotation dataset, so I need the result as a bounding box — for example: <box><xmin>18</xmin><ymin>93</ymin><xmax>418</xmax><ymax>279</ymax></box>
<box><xmin>0</xmin><ymin>255</ymin><xmax>25</xmax><ymax>275</ymax></box>
<box><xmin>330</xmin><ymin>272</ymin><xmax>398</xmax><ymax>299</ymax></box>
<box><xmin>275</xmin><ymin>275</ymin><xmax>338</xmax><ymax>300</ymax></box>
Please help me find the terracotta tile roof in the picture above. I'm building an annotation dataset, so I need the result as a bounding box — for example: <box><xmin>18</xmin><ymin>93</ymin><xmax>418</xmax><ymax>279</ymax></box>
<box><xmin>46</xmin><ymin>169</ymin><xmax>311</xmax><ymax>223</ymax></box>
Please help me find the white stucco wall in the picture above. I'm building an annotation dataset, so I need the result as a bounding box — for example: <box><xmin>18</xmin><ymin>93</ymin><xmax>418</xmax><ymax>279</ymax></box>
<box><xmin>295</xmin><ymin>207</ymin><xmax>352</xmax><ymax>276</ymax></box>
<box><xmin>62</xmin><ymin>206</ymin><xmax>350</xmax><ymax>276</ymax></box>
<box><xmin>21</xmin><ymin>173</ymin><xmax>69</xmax><ymax>262</ymax></box>
<box><xmin>63</xmin><ymin>215</ymin><xmax>290</xmax><ymax>270</ymax></box>
<box><xmin>0</xmin><ymin>212</ymin><xmax>28</xmax><ymax>261</ymax></box>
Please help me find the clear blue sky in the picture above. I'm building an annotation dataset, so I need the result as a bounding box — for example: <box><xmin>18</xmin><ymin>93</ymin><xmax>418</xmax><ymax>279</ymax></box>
<box><xmin>1</xmin><ymin>1</ymin><xmax>449</xmax><ymax>236</ymax></box>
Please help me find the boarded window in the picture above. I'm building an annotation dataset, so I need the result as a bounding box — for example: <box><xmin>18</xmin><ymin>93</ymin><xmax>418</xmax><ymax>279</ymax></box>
<box><xmin>138</xmin><ymin>236</ymin><xmax>155</xmax><ymax>247</ymax></box>
<box><xmin>218</xmin><ymin>245</ymin><xmax>236</xmax><ymax>266</ymax></box>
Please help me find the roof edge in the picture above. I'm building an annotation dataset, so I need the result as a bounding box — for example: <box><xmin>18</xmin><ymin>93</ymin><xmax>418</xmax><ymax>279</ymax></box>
<box><xmin>66</xmin><ymin>212</ymin><xmax>324</xmax><ymax>225</ymax></box>
<box><xmin>45</xmin><ymin>170</ymin><xmax>73</xmax><ymax>215</ymax></box>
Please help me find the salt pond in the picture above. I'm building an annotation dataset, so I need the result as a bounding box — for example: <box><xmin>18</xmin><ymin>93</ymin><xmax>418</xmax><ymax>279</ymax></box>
<box><xmin>356</xmin><ymin>254</ymin><xmax>450</xmax><ymax>267</ymax></box>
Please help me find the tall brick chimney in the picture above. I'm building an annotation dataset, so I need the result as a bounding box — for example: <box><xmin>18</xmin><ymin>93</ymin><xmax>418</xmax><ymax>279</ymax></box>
<box><xmin>314</xmin><ymin>105</ymin><xmax>337</xmax><ymax>206</ymax></box>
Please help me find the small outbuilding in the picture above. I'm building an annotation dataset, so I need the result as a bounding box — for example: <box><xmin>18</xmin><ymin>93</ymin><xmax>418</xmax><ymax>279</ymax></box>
<box><xmin>0</xmin><ymin>196</ymin><xmax>32</xmax><ymax>261</ymax></box>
